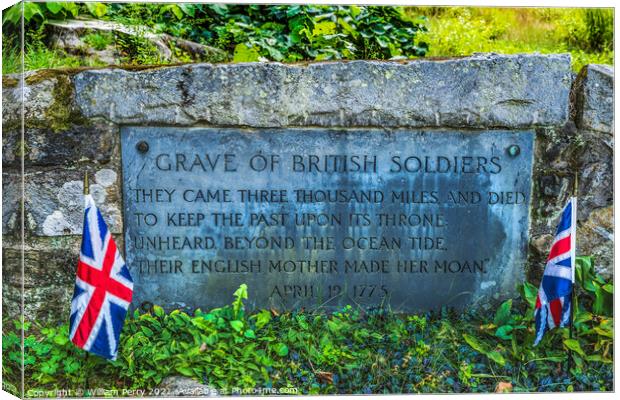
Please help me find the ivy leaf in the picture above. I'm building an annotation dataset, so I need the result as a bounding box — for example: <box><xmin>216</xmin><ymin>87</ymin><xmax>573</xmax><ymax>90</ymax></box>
<box><xmin>53</xmin><ymin>334</ymin><xmax>68</xmax><ymax>346</ymax></box>
<box><xmin>593</xmin><ymin>326</ymin><xmax>613</xmax><ymax>338</ymax></box>
<box><xmin>141</xmin><ymin>326</ymin><xmax>154</xmax><ymax>337</ymax></box>
<box><xmin>274</xmin><ymin>343</ymin><xmax>289</xmax><ymax>357</ymax></box>
<box><xmin>244</xmin><ymin>329</ymin><xmax>256</xmax><ymax>339</ymax></box>
<box><xmin>576</xmin><ymin>256</ymin><xmax>594</xmax><ymax>288</ymax></box>
<box><xmin>153</xmin><ymin>305</ymin><xmax>165</xmax><ymax>318</ymax></box>
<box><xmin>62</xmin><ymin>2</ymin><xmax>79</xmax><ymax>17</ymax></box>
<box><xmin>487</xmin><ymin>351</ymin><xmax>506</xmax><ymax>366</ymax></box>
<box><xmin>41</xmin><ymin>361</ymin><xmax>59</xmax><ymax>375</ymax></box>
<box><xmin>254</xmin><ymin>309</ymin><xmax>272</xmax><ymax>330</ymax></box>
<box><xmin>493</xmin><ymin>299</ymin><xmax>512</xmax><ymax>326</ymax></box>
<box><xmin>163</xmin><ymin>5</ymin><xmax>184</xmax><ymax>20</ymax></box>
<box><xmin>209</xmin><ymin>4</ymin><xmax>229</xmax><ymax>16</ymax></box>
<box><xmin>46</xmin><ymin>2</ymin><xmax>63</xmax><ymax>14</ymax></box>
<box><xmin>312</xmin><ymin>21</ymin><xmax>336</xmax><ymax>36</ymax></box>
<box><xmin>563</xmin><ymin>339</ymin><xmax>586</xmax><ymax>356</ymax></box>
<box><xmin>495</xmin><ymin>325</ymin><xmax>514</xmax><ymax>340</ymax></box>
<box><xmin>338</xmin><ymin>17</ymin><xmax>357</xmax><ymax>36</ymax></box>
<box><xmin>233</xmin><ymin>43</ymin><xmax>261</xmax><ymax>62</ymax></box>
<box><xmin>230</xmin><ymin>320</ymin><xmax>244</xmax><ymax>332</ymax></box>
<box><xmin>574</xmin><ymin>308</ymin><xmax>593</xmax><ymax>324</ymax></box>
<box><xmin>178</xmin><ymin>4</ymin><xmax>196</xmax><ymax>17</ymax></box>
<box><xmin>593</xmin><ymin>284</ymin><xmax>613</xmax><ymax>316</ymax></box>
<box><xmin>23</xmin><ymin>3</ymin><xmax>44</xmax><ymax>23</ymax></box>
<box><xmin>519</xmin><ymin>281</ymin><xmax>538</xmax><ymax>308</ymax></box>
<box><xmin>175</xmin><ymin>366</ymin><xmax>194</xmax><ymax>377</ymax></box>
<box><xmin>85</xmin><ymin>3</ymin><xmax>108</xmax><ymax>18</ymax></box>
<box><xmin>376</xmin><ymin>36</ymin><xmax>389</xmax><ymax>48</ymax></box>
<box><xmin>63</xmin><ymin>359</ymin><xmax>80</xmax><ymax>374</ymax></box>
<box><xmin>463</xmin><ymin>334</ymin><xmax>488</xmax><ymax>354</ymax></box>
<box><xmin>587</xmin><ymin>354</ymin><xmax>612</xmax><ymax>363</ymax></box>
<box><xmin>2</xmin><ymin>4</ymin><xmax>22</xmax><ymax>26</ymax></box>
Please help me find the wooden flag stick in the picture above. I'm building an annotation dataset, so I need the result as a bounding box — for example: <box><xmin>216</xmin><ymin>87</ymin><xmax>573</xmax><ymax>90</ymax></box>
<box><xmin>84</xmin><ymin>172</ymin><xmax>89</xmax><ymax>195</ymax></box>
<box><xmin>567</xmin><ymin>171</ymin><xmax>578</xmax><ymax>376</ymax></box>
<box><xmin>82</xmin><ymin>171</ymin><xmax>91</xmax><ymax>387</ymax></box>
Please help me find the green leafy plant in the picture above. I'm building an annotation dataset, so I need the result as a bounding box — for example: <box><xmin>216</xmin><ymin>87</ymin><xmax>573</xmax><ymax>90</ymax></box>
<box><xmin>465</xmin><ymin>255</ymin><xmax>614</xmax><ymax>388</ymax></box>
<box><xmin>2</xmin><ymin>2</ymin><xmax>80</xmax><ymax>27</ymax></box>
<box><xmin>2</xmin><ymin>258</ymin><xmax>613</xmax><ymax>394</ymax></box>
<box><xmin>98</xmin><ymin>4</ymin><xmax>428</xmax><ymax>62</ymax></box>
<box><xmin>2</xmin><ymin>4</ymin><xmax>612</xmax><ymax>72</ymax></box>
<box><xmin>85</xmin><ymin>2</ymin><xmax>109</xmax><ymax>19</ymax></box>
<box><xmin>114</xmin><ymin>30</ymin><xmax>162</xmax><ymax>65</ymax></box>
<box><xmin>575</xmin><ymin>256</ymin><xmax>613</xmax><ymax>317</ymax></box>
<box><xmin>2</xmin><ymin>2</ymin><xmax>112</xmax><ymax>73</ymax></box>
<box><xmin>83</xmin><ymin>32</ymin><xmax>113</xmax><ymax>51</ymax></box>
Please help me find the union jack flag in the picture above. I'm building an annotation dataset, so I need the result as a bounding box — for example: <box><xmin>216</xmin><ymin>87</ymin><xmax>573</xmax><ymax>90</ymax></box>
<box><xmin>534</xmin><ymin>197</ymin><xmax>576</xmax><ymax>346</ymax></box>
<box><xmin>69</xmin><ymin>194</ymin><xmax>134</xmax><ymax>360</ymax></box>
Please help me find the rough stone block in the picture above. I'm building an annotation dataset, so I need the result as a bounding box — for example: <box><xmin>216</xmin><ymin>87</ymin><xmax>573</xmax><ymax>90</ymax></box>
<box><xmin>577</xmin><ymin>132</ymin><xmax>613</xmax><ymax>218</ymax></box>
<box><xmin>574</xmin><ymin>64</ymin><xmax>614</xmax><ymax>133</ymax></box>
<box><xmin>2</xmin><ymin>129</ymin><xmax>20</xmax><ymax>166</ymax></box>
<box><xmin>2</xmin><ymin>172</ymin><xmax>22</xmax><ymax>235</ymax></box>
<box><xmin>73</xmin><ymin>54</ymin><xmax>572</xmax><ymax>128</ymax></box>
<box><xmin>2</xmin><ymin>71</ymin><xmax>84</xmax><ymax>132</ymax></box>
<box><xmin>24</xmin><ymin>168</ymin><xmax>122</xmax><ymax>236</ymax></box>
<box><xmin>2</xmin><ymin>244</ymin><xmax>23</xmax><ymax>320</ymax></box>
<box><xmin>3</xmin><ymin>124</ymin><xmax>117</xmax><ymax>168</ymax></box>
<box><xmin>578</xmin><ymin>205</ymin><xmax>613</xmax><ymax>278</ymax></box>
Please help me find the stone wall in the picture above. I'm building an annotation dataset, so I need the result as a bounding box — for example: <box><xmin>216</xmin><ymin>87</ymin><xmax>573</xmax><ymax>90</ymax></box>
<box><xmin>528</xmin><ymin>64</ymin><xmax>614</xmax><ymax>278</ymax></box>
<box><xmin>2</xmin><ymin>54</ymin><xmax>613</xmax><ymax>322</ymax></box>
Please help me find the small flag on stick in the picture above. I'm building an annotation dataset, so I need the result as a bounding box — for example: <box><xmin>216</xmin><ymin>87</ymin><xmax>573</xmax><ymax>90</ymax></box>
<box><xmin>69</xmin><ymin>174</ymin><xmax>134</xmax><ymax>360</ymax></box>
<box><xmin>533</xmin><ymin>197</ymin><xmax>577</xmax><ymax>346</ymax></box>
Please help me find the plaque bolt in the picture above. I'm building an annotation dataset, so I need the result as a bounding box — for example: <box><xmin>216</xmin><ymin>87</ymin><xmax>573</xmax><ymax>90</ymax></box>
<box><xmin>507</xmin><ymin>144</ymin><xmax>520</xmax><ymax>157</ymax></box>
<box><xmin>136</xmin><ymin>141</ymin><xmax>149</xmax><ymax>154</ymax></box>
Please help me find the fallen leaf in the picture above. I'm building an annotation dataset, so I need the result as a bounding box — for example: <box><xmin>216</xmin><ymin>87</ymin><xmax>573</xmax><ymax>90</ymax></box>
<box><xmin>316</xmin><ymin>371</ymin><xmax>333</xmax><ymax>384</ymax></box>
<box><xmin>270</xmin><ymin>307</ymin><xmax>280</xmax><ymax>317</ymax></box>
<box><xmin>495</xmin><ymin>381</ymin><xmax>513</xmax><ymax>393</ymax></box>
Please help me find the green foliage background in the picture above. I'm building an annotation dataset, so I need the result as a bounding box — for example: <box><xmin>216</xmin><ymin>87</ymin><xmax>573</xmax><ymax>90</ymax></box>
<box><xmin>1</xmin><ymin>3</ymin><xmax>614</xmax><ymax>73</ymax></box>
<box><xmin>2</xmin><ymin>257</ymin><xmax>613</xmax><ymax>395</ymax></box>
<box><xmin>410</xmin><ymin>7</ymin><xmax>613</xmax><ymax>72</ymax></box>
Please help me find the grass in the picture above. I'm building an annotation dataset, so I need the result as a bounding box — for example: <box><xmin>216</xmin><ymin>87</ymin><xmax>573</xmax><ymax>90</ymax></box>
<box><xmin>1</xmin><ymin>40</ymin><xmax>21</xmax><ymax>74</ymax></box>
<box><xmin>2</xmin><ymin>37</ymin><xmax>107</xmax><ymax>75</ymax></box>
<box><xmin>408</xmin><ymin>7</ymin><xmax>613</xmax><ymax>71</ymax></box>
<box><xmin>23</xmin><ymin>45</ymin><xmax>106</xmax><ymax>71</ymax></box>
<box><xmin>83</xmin><ymin>32</ymin><xmax>114</xmax><ymax>51</ymax></box>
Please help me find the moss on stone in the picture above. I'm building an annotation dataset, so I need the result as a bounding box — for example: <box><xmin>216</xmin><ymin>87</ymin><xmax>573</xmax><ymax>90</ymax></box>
<box><xmin>23</xmin><ymin>64</ymin><xmax>183</xmax><ymax>85</ymax></box>
<box><xmin>24</xmin><ymin>68</ymin><xmax>74</xmax><ymax>86</ymax></box>
<box><xmin>14</xmin><ymin>139</ymin><xmax>29</xmax><ymax>159</ymax></box>
<box><xmin>2</xmin><ymin>75</ymin><xmax>19</xmax><ymax>88</ymax></box>
<box><xmin>44</xmin><ymin>75</ymin><xmax>87</xmax><ymax>132</ymax></box>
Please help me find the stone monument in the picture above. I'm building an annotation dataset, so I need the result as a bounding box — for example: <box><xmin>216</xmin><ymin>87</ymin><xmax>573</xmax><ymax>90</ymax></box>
<box><xmin>1</xmin><ymin>54</ymin><xmax>613</xmax><ymax>320</ymax></box>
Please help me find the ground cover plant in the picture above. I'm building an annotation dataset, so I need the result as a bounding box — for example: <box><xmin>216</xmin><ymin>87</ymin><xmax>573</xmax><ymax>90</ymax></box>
<box><xmin>2</xmin><ymin>3</ymin><xmax>614</xmax><ymax>73</ymax></box>
<box><xmin>409</xmin><ymin>7</ymin><xmax>613</xmax><ymax>72</ymax></box>
<box><xmin>2</xmin><ymin>256</ymin><xmax>613</xmax><ymax>396</ymax></box>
